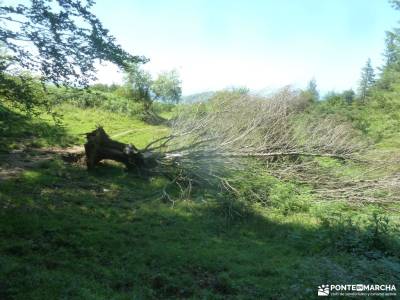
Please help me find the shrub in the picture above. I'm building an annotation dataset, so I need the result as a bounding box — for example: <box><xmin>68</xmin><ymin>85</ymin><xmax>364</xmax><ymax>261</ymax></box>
<box><xmin>318</xmin><ymin>211</ymin><xmax>400</xmax><ymax>257</ymax></box>
<box><xmin>49</xmin><ymin>87</ymin><xmax>177</xmax><ymax>119</ymax></box>
<box><xmin>226</xmin><ymin>166</ymin><xmax>312</xmax><ymax>216</ymax></box>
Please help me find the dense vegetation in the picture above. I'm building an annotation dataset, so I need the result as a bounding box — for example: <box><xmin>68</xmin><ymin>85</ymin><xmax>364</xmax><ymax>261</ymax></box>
<box><xmin>0</xmin><ymin>1</ymin><xmax>400</xmax><ymax>299</ymax></box>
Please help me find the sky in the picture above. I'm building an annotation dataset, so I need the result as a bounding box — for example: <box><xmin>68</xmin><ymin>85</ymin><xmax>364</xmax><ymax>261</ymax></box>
<box><xmin>92</xmin><ymin>0</ymin><xmax>400</xmax><ymax>95</ymax></box>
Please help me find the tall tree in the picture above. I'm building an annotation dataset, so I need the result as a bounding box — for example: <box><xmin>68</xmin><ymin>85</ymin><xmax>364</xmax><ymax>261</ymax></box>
<box><xmin>152</xmin><ymin>70</ymin><xmax>182</xmax><ymax>104</ymax></box>
<box><xmin>390</xmin><ymin>0</ymin><xmax>400</xmax><ymax>10</ymax></box>
<box><xmin>358</xmin><ymin>58</ymin><xmax>375</xmax><ymax>101</ymax></box>
<box><xmin>0</xmin><ymin>0</ymin><xmax>146</xmax><ymax>110</ymax></box>
<box><xmin>376</xmin><ymin>2</ymin><xmax>400</xmax><ymax>89</ymax></box>
<box><xmin>383</xmin><ymin>31</ymin><xmax>400</xmax><ymax>68</ymax></box>
<box><xmin>341</xmin><ymin>89</ymin><xmax>355</xmax><ymax>105</ymax></box>
<box><xmin>306</xmin><ymin>78</ymin><xmax>319</xmax><ymax>101</ymax></box>
<box><xmin>124</xmin><ymin>63</ymin><xmax>153</xmax><ymax>110</ymax></box>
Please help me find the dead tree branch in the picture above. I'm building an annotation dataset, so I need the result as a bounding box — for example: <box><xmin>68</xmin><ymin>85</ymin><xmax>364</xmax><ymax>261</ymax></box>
<box><xmin>81</xmin><ymin>88</ymin><xmax>397</xmax><ymax>205</ymax></box>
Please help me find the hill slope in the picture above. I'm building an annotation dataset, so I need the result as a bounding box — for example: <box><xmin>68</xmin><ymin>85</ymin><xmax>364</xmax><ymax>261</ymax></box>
<box><xmin>0</xmin><ymin>103</ymin><xmax>399</xmax><ymax>299</ymax></box>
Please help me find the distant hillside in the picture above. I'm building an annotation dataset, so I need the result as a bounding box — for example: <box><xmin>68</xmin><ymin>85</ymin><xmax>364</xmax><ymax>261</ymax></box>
<box><xmin>182</xmin><ymin>91</ymin><xmax>215</xmax><ymax>103</ymax></box>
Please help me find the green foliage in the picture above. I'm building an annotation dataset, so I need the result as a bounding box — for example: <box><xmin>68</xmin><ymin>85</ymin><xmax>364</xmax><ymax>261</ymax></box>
<box><xmin>123</xmin><ymin>63</ymin><xmax>153</xmax><ymax>108</ymax></box>
<box><xmin>60</xmin><ymin>89</ymin><xmax>145</xmax><ymax>117</ymax></box>
<box><xmin>1</xmin><ymin>152</ymin><xmax>398</xmax><ymax>298</ymax></box>
<box><xmin>358</xmin><ymin>58</ymin><xmax>375</xmax><ymax>101</ymax></box>
<box><xmin>1</xmin><ymin>99</ymin><xmax>169</xmax><ymax>154</ymax></box>
<box><xmin>268</xmin><ymin>182</ymin><xmax>312</xmax><ymax>215</ymax></box>
<box><xmin>319</xmin><ymin>211</ymin><xmax>400</xmax><ymax>257</ymax></box>
<box><xmin>51</xmin><ymin>104</ymin><xmax>169</xmax><ymax>148</ymax></box>
<box><xmin>310</xmin><ymin>88</ymin><xmax>397</xmax><ymax>143</ymax></box>
<box><xmin>351</xmin><ymin>2</ymin><xmax>400</xmax><ymax>143</ymax></box>
<box><xmin>0</xmin><ymin>104</ymin><xmax>76</xmax><ymax>152</ymax></box>
<box><xmin>341</xmin><ymin>89</ymin><xmax>356</xmax><ymax>104</ymax></box>
<box><xmin>382</xmin><ymin>30</ymin><xmax>400</xmax><ymax>70</ymax></box>
<box><xmin>224</xmin><ymin>86</ymin><xmax>250</xmax><ymax>95</ymax></box>
<box><xmin>225</xmin><ymin>164</ymin><xmax>312</xmax><ymax>217</ymax></box>
<box><xmin>152</xmin><ymin>70</ymin><xmax>182</xmax><ymax>104</ymax></box>
<box><xmin>121</xmin><ymin>64</ymin><xmax>183</xmax><ymax>111</ymax></box>
<box><xmin>0</xmin><ymin>0</ymin><xmax>145</xmax><ymax>86</ymax></box>
<box><xmin>47</xmin><ymin>87</ymin><xmax>105</xmax><ymax>108</ymax></box>
<box><xmin>306</xmin><ymin>78</ymin><xmax>319</xmax><ymax>101</ymax></box>
<box><xmin>0</xmin><ymin>71</ymin><xmax>49</xmax><ymax>114</ymax></box>
<box><xmin>208</xmin><ymin>89</ymin><xmax>250</xmax><ymax>104</ymax></box>
<box><xmin>101</xmin><ymin>95</ymin><xmax>145</xmax><ymax>117</ymax></box>
<box><xmin>0</xmin><ymin>0</ymin><xmax>146</xmax><ymax>114</ymax></box>
<box><xmin>42</xmin><ymin>84</ymin><xmax>176</xmax><ymax>121</ymax></box>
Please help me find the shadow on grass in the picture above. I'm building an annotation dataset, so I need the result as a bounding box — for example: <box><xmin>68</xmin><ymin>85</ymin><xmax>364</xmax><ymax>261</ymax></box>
<box><xmin>0</xmin><ymin>105</ymin><xmax>77</xmax><ymax>153</ymax></box>
<box><xmin>0</xmin><ymin>161</ymin><xmax>399</xmax><ymax>299</ymax></box>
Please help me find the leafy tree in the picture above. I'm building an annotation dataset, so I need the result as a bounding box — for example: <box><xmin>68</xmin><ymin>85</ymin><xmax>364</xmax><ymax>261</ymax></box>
<box><xmin>358</xmin><ymin>58</ymin><xmax>375</xmax><ymax>101</ymax></box>
<box><xmin>225</xmin><ymin>86</ymin><xmax>250</xmax><ymax>95</ymax></box>
<box><xmin>0</xmin><ymin>0</ymin><xmax>146</xmax><ymax>111</ymax></box>
<box><xmin>0</xmin><ymin>70</ymin><xmax>49</xmax><ymax>114</ymax></box>
<box><xmin>341</xmin><ymin>89</ymin><xmax>355</xmax><ymax>104</ymax></box>
<box><xmin>323</xmin><ymin>91</ymin><xmax>343</xmax><ymax>106</ymax></box>
<box><xmin>152</xmin><ymin>70</ymin><xmax>182</xmax><ymax>104</ymax></box>
<box><xmin>297</xmin><ymin>78</ymin><xmax>319</xmax><ymax>110</ymax></box>
<box><xmin>390</xmin><ymin>0</ymin><xmax>400</xmax><ymax>10</ymax></box>
<box><xmin>321</xmin><ymin>90</ymin><xmax>355</xmax><ymax>107</ymax></box>
<box><xmin>124</xmin><ymin>63</ymin><xmax>153</xmax><ymax>110</ymax></box>
<box><xmin>306</xmin><ymin>78</ymin><xmax>319</xmax><ymax>101</ymax></box>
<box><xmin>383</xmin><ymin>31</ymin><xmax>400</xmax><ymax>69</ymax></box>
<box><xmin>375</xmin><ymin>1</ymin><xmax>400</xmax><ymax>89</ymax></box>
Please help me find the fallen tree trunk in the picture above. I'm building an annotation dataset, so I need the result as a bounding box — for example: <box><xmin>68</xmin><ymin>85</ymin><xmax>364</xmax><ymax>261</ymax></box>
<box><xmin>83</xmin><ymin>127</ymin><xmax>354</xmax><ymax>172</ymax></box>
<box><xmin>84</xmin><ymin>127</ymin><xmax>146</xmax><ymax>170</ymax></box>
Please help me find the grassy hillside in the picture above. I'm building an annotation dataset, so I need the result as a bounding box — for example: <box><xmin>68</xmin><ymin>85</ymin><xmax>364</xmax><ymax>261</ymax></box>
<box><xmin>0</xmin><ymin>104</ymin><xmax>168</xmax><ymax>152</ymax></box>
<box><xmin>0</xmin><ymin>101</ymin><xmax>399</xmax><ymax>299</ymax></box>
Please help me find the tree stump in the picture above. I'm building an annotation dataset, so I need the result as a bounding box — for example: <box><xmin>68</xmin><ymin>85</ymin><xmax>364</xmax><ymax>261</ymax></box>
<box><xmin>84</xmin><ymin>127</ymin><xmax>145</xmax><ymax>170</ymax></box>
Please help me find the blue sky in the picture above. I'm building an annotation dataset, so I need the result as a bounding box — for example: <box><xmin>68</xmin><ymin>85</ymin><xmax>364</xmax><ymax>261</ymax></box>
<box><xmin>92</xmin><ymin>0</ymin><xmax>399</xmax><ymax>95</ymax></box>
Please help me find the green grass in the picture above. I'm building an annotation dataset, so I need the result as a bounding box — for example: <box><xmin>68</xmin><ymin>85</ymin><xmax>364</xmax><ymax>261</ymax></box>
<box><xmin>0</xmin><ymin>105</ymin><xmax>76</xmax><ymax>152</ymax></box>
<box><xmin>1</xmin><ymin>159</ymin><xmax>399</xmax><ymax>299</ymax></box>
<box><xmin>0</xmin><ymin>104</ymin><xmax>399</xmax><ymax>299</ymax></box>
<box><xmin>0</xmin><ymin>103</ymin><xmax>169</xmax><ymax>152</ymax></box>
<box><xmin>50</xmin><ymin>104</ymin><xmax>170</xmax><ymax>148</ymax></box>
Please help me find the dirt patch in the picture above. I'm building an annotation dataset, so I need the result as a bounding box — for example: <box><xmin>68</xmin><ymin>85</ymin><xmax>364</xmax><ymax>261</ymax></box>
<box><xmin>0</xmin><ymin>146</ymin><xmax>84</xmax><ymax>181</ymax></box>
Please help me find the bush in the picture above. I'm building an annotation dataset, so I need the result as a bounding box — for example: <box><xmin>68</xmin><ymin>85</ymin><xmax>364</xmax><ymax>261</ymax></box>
<box><xmin>0</xmin><ymin>72</ymin><xmax>49</xmax><ymax>115</ymax></box>
<box><xmin>318</xmin><ymin>211</ymin><xmax>400</xmax><ymax>257</ymax></box>
<box><xmin>48</xmin><ymin>86</ymin><xmax>178</xmax><ymax>119</ymax></box>
<box><xmin>268</xmin><ymin>181</ymin><xmax>312</xmax><ymax>215</ymax></box>
<box><xmin>46</xmin><ymin>88</ymin><xmax>105</xmax><ymax>108</ymax></box>
<box><xmin>151</xmin><ymin>102</ymin><xmax>176</xmax><ymax>114</ymax></box>
<box><xmin>227</xmin><ymin>165</ymin><xmax>312</xmax><ymax>216</ymax></box>
<box><xmin>101</xmin><ymin>95</ymin><xmax>145</xmax><ymax>117</ymax></box>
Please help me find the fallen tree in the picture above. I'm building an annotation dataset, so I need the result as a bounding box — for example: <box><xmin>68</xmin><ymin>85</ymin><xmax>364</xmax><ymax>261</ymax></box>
<box><xmin>84</xmin><ymin>127</ymin><xmax>144</xmax><ymax>170</ymax></box>
<box><xmin>83</xmin><ymin>127</ymin><xmax>163</xmax><ymax>171</ymax></box>
<box><xmin>80</xmin><ymin>88</ymin><xmax>399</xmax><ymax>205</ymax></box>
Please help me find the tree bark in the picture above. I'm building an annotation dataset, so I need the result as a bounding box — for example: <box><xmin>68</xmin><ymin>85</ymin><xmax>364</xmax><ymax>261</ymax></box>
<box><xmin>84</xmin><ymin>127</ymin><xmax>145</xmax><ymax>170</ymax></box>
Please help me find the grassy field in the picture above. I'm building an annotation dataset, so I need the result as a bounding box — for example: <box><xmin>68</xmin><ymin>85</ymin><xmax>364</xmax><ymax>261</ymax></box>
<box><xmin>0</xmin><ymin>104</ymin><xmax>399</xmax><ymax>299</ymax></box>
<box><xmin>0</xmin><ymin>104</ymin><xmax>169</xmax><ymax>152</ymax></box>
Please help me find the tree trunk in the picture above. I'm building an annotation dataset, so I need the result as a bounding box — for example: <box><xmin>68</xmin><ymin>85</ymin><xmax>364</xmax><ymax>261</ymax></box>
<box><xmin>84</xmin><ymin>127</ymin><xmax>145</xmax><ymax>170</ymax></box>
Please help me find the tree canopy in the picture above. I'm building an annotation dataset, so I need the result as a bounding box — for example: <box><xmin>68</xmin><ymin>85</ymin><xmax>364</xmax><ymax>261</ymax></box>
<box><xmin>123</xmin><ymin>62</ymin><xmax>153</xmax><ymax>110</ymax></box>
<box><xmin>358</xmin><ymin>58</ymin><xmax>375</xmax><ymax>101</ymax></box>
<box><xmin>0</xmin><ymin>0</ymin><xmax>146</xmax><ymax>86</ymax></box>
<box><xmin>306</xmin><ymin>78</ymin><xmax>319</xmax><ymax>101</ymax></box>
<box><xmin>152</xmin><ymin>70</ymin><xmax>182</xmax><ymax>104</ymax></box>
